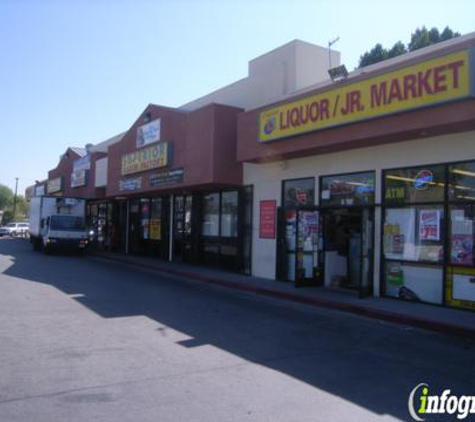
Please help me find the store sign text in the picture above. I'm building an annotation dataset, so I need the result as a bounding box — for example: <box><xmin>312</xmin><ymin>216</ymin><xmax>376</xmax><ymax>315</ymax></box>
<box><xmin>119</xmin><ymin>176</ymin><xmax>142</xmax><ymax>192</ymax></box>
<box><xmin>137</xmin><ymin>119</ymin><xmax>161</xmax><ymax>148</ymax></box>
<box><xmin>121</xmin><ymin>142</ymin><xmax>169</xmax><ymax>176</ymax></box>
<box><xmin>47</xmin><ymin>177</ymin><xmax>62</xmax><ymax>194</ymax></box>
<box><xmin>73</xmin><ymin>155</ymin><xmax>91</xmax><ymax>171</ymax></box>
<box><xmin>35</xmin><ymin>185</ymin><xmax>46</xmax><ymax>197</ymax></box>
<box><xmin>259</xmin><ymin>49</ymin><xmax>474</xmax><ymax>142</ymax></box>
<box><xmin>71</xmin><ymin>169</ymin><xmax>88</xmax><ymax>188</ymax></box>
<box><xmin>149</xmin><ymin>168</ymin><xmax>184</xmax><ymax>188</ymax></box>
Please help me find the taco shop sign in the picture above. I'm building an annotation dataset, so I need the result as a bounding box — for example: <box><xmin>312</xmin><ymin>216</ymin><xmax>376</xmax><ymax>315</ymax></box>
<box><xmin>259</xmin><ymin>49</ymin><xmax>474</xmax><ymax>142</ymax></box>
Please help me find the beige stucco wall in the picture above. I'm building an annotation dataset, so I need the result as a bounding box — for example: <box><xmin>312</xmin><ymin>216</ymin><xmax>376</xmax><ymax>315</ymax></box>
<box><xmin>95</xmin><ymin>157</ymin><xmax>108</xmax><ymax>188</ymax></box>
<box><xmin>244</xmin><ymin>130</ymin><xmax>475</xmax><ymax>295</ymax></box>
<box><xmin>181</xmin><ymin>40</ymin><xmax>339</xmax><ymax>112</ymax></box>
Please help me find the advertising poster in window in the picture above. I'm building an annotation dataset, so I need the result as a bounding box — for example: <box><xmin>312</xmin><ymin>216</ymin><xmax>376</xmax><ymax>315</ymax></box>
<box><xmin>298</xmin><ymin>211</ymin><xmax>319</xmax><ymax>278</ymax></box>
<box><xmin>142</xmin><ymin>219</ymin><xmax>149</xmax><ymax>239</ymax></box>
<box><xmin>259</xmin><ymin>200</ymin><xmax>276</xmax><ymax>239</ymax></box>
<box><xmin>150</xmin><ymin>219</ymin><xmax>161</xmax><ymax>240</ymax></box>
<box><xmin>298</xmin><ymin>211</ymin><xmax>319</xmax><ymax>249</ymax></box>
<box><xmin>419</xmin><ymin>209</ymin><xmax>440</xmax><ymax>241</ymax></box>
<box><xmin>451</xmin><ymin>215</ymin><xmax>473</xmax><ymax>265</ymax></box>
<box><xmin>386</xmin><ymin>261</ymin><xmax>404</xmax><ymax>287</ymax></box>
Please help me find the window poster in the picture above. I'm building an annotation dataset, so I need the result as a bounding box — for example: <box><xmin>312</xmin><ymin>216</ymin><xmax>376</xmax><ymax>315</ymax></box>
<box><xmin>451</xmin><ymin>214</ymin><xmax>473</xmax><ymax>265</ymax></box>
<box><xmin>384</xmin><ymin>224</ymin><xmax>404</xmax><ymax>254</ymax></box>
<box><xmin>298</xmin><ymin>211</ymin><xmax>319</xmax><ymax>245</ymax></box>
<box><xmin>150</xmin><ymin>219</ymin><xmax>161</xmax><ymax>240</ymax></box>
<box><xmin>419</xmin><ymin>209</ymin><xmax>440</xmax><ymax>241</ymax></box>
<box><xmin>142</xmin><ymin>218</ymin><xmax>149</xmax><ymax>239</ymax></box>
<box><xmin>386</xmin><ymin>261</ymin><xmax>404</xmax><ymax>286</ymax></box>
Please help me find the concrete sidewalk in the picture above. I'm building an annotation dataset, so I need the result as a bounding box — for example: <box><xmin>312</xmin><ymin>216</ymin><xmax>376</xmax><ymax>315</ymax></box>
<box><xmin>90</xmin><ymin>250</ymin><xmax>475</xmax><ymax>339</ymax></box>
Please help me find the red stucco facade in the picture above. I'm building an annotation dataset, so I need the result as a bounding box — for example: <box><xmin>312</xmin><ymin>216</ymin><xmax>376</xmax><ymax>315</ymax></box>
<box><xmin>106</xmin><ymin>103</ymin><xmax>243</xmax><ymax>198</ymax></box>
<box><xmin>47</xmin><ymin>148</ymin><xmax>107</xmax><ymax>198</ymax></box>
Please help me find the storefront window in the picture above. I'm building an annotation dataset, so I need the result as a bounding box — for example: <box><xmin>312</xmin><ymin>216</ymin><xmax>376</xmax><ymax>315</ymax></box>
<box><xmin>449</xmin><ymin>203</ymin><xmax>475</xmax><ymax>267</ymax></box>
<box><xmin>282</xmin><ymin>178</ymin><xmax>314</xmax><ymax>207</ymax></box>
<box><xmin>383</xmin><ymin>164</ymin><xmax>446</xmax><ymax>305</ymax></box>
<box><xmin>174</xmin><ymin>196</ymin><xmax>184</xmax><ymax>239</ymax></box>
<box><xmin>384</xmin><ymin>261</ymin><xmax>443</xmax><ymax>304</ymax></box>
<box><xmin>140</xmin><ymin>199</ymin><xmax>150</xmax><ymax>240</ymax></box>
<box><xmin>320</xmin><ymin>171</ymin><xmax>375</xmax><ymax>206</ymax></box>
<box><xmin>384</xmin><ymin>165</ymin><xmax>445</xmax><ymax>205</ymax></box>
<box><xmin>221</xmin><ymin>191</ymin><xmax>238</xmax><ymax>237</ymax></box>
<box><xmin>150</xmin><ymin>198</ymin><xmax>162</xmax><ymax>240</ymax></box>
<box><xmin>200</xmin><ymin>190</ymin><xmax>241</xmax><ymax>272</ymax></box>
<box><xmin>184</xmin><ymin>196</ymin><xmax>192</xmax><ymax>236</ymax></box>
<box><xmin>201</xmin><ymin>193</ymin><xmax>220</xmax><ymax>236</ymax></box>
<box><xmin>449</xmin><ymin>161</ymin><xmax>475</xmax><ymax>202</ymax></box>
<box><xmin>383</xmin><ymin>206</ymin><xmax>444</xmax><ymax>263</ymax></box>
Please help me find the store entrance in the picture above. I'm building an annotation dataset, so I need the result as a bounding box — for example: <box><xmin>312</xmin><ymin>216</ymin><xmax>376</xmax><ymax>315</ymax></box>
<box><xmin>322</xmin><ymin>207</ymin><xmax>373</xmax><ymax>297</ymax></box>
<box><xmin>277</xmin><ymin>206</ymin><xmax>373</xmax><ymax>297</ymax></box>
<box><xmin>277</xmin><ymin>208</ymin><xmax>323</xmax><ymax>287</ymax></box>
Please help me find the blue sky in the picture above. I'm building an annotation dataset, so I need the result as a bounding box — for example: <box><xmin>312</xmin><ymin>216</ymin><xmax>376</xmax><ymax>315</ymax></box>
<box><xmin>1</xmin><ymin>0</ymin><xmax>474</xmax><ymax>195</ymax></box>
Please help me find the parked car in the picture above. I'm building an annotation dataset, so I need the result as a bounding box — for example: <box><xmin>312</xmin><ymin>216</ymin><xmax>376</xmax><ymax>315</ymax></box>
<box><xmin>0</xmin><ymin>222</ymin><xmax>30</xmax><ymax>237</ymax></box>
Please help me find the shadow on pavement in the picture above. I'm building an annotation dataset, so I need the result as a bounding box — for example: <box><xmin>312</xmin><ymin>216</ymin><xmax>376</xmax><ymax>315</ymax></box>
<box><xmin>1</xmin><ymin>238</ymin><xmax>474</xmax><ymax>420</ymax></box>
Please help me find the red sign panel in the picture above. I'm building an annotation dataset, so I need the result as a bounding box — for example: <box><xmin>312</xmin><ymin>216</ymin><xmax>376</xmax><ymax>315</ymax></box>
<box><xmin>259</xmin><ymin>200</ymin><xmax>276</xmax><ymax>239</ymax></box>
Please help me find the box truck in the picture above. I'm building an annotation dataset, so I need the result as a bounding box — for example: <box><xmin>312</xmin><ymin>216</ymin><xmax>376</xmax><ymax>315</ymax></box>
<box><xmin>29</xmin><ymin>196</ymin><xmax>89</xmax><ymax>253</ymax></box>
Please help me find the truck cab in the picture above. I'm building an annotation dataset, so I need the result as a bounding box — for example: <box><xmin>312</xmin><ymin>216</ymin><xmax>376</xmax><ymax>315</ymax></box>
<box><xmin>40</xmin><ymin>214</ymin><xmax>89</xmax><ymax>253</ymax></box>
<box><xmin>30</xmin><ymin>196</ymin><xmax>89</xmax><ymax>254</ymax></box>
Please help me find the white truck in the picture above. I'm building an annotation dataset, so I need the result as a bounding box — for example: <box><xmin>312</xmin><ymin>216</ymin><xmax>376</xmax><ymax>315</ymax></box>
<box><xmin>29</xmin><ymin>196</ymin><xmax>89</xmax><ymax>253</ymax></box>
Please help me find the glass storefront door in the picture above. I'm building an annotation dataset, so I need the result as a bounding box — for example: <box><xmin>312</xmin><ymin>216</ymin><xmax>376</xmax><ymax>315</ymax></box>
<box><xmin>295</xmin><ymin>209</ymin><xmax>323</xmax><ymax>286</ymax></box>
<box><xmin>277</xmin><ymin>207</ymin><xmax>323</xmax><ymax>286</ymax></box>
<box><xmin>321</xmin><ymin>207</ymin><xmax>374</xmax><ymax>297</ymax></box>
<box><xmin>277</xmin><ymin>206</ymin><xmax>373</xmax><ymax>296</ymax></box>
<box><xmin>173</xmin><ymin>195</ymin><xmax>193</xmax><ymax>263</ymax></box>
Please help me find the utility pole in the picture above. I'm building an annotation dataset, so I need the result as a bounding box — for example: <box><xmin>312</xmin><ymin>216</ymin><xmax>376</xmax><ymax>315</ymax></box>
<box><xmin>12</xmin><ymin>177</ymin><xmax>18</xmax><ymax>220</ymax></box>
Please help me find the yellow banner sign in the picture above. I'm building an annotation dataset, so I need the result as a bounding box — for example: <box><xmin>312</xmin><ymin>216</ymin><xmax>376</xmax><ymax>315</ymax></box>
<box><xmin>121</xmin><ymin>142</ymin><xmax>169</xmax><ymax>175</ymax></box>
<box><xmin>259</xmin><ymin>49</ymin><xmax>474</xmax><ymax>142</ymax></box>
<box><xmin>150</xmin><ymin>219</ymin><xmax>161</xmax><ymax>240</ymax></box>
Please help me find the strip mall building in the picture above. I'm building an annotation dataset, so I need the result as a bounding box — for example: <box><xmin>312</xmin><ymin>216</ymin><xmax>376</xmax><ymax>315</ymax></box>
<box><xmin>30</xmin><ymin>33</ymin><xmax>475</xmax><ymax>312</ymax></box>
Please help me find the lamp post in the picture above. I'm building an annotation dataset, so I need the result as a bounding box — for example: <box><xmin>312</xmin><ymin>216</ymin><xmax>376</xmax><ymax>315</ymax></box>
<box><xmin>12</xmin><ymin>177</ymin><xmax>18</xmax><ymax>220</ymax></box>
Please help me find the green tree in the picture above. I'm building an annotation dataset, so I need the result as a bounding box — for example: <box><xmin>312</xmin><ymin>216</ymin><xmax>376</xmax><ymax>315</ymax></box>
<box><xmin>388</xmin><ymin>41</ymin><xmax>407</xmax><ymax>59</ymax></box>
<box><xmin>440</xmin><ymin>26</ymin><xmax>460</xmax><ymax>42</ymax></box>
<box><xmin>0</xmin><ymin>185</ymin><xmax>28</xmax><ymax>223</ymax></box>
<box><xmin>408</xmin><ymin>26</ymin><xmax>433</xmax><ymax>51</ymax></box>
<box><xmin>409</xmin><ymin>26</ymin><xmax>460</xmax><ymax>51</ymax></box>
<box><xmin>0</xmin><ymin>184</ymin><xmax>13</xmax><ymax>210</ymax></box>
<box><xmin>13</xmin><ymin>195</ymin><xmax>28</xmax><ymax>220</ymax></box>
<box><xmin>358</xmin><ymin>26</ymin><xmax>460</xmax><ymax>68</ymax></box>
<box><xmin>358</xmin><ymin>43</ymin><xmax>388</xmax><ymax>68</ymax></box>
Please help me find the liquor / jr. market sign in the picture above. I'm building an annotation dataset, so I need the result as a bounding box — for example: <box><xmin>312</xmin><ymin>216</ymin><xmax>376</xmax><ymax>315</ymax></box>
<box><xmin>259</xmin><ymin>49</ymin><xmax>474</xmax><ymax>142</ymax></box>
